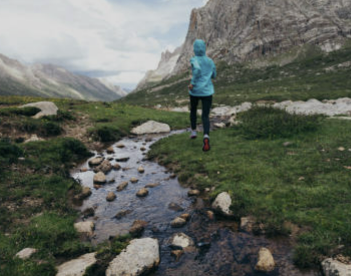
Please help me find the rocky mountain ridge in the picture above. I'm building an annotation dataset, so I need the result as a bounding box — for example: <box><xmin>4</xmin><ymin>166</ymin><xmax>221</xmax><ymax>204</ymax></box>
<box><xmin>0</xmin><ymin>53</ymin><xmax>126</xmax><ymax>101</ymax></box>
<box><xmin>137</xmin><ymin>0</ymin><xmax>351</xmax><ymax>89</ymax></box>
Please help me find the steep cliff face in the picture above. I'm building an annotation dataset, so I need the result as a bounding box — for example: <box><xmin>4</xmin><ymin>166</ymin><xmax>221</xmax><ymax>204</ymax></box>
<box><xmin>173</xmin><ymin>0</ymin><xmax>351</xmax><ymax>73</ymax></box>
<box><xmin>136</xmin><ymin>47</ymin><xmax>181</xmax><ymax>91</ymax></box>
<box><xmin>0</xmin><ymin>54</ymin><xmax>126</xmax><ymax>101</ymax></box>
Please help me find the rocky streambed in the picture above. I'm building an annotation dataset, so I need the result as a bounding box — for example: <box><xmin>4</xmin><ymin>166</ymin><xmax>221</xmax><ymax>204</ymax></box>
<box><xmin>70</xmin><ymin>130</ymin><xmax>321</xmax><ymax>276</ymax></box>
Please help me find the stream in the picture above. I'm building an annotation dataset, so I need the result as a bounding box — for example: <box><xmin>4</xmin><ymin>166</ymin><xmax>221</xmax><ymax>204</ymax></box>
<box><xmin>71</xmin><ymin>131</ymin><xmax>321</xmax><ymax>276</ymax></box>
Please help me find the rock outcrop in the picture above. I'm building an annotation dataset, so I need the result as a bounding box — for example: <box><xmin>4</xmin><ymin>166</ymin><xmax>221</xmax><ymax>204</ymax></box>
<box><xmin>21</xmin><ymin>101</ymin><xmax>58</xmax><ymax>118</ymax></box>
<box><xmin>322</xmin><ymin>258</ymin><xmax>351</xmax><ymax>276</ymax></box>
<box><xmin>106</xmin><ymin>238</ymin><xmax>160</xmax><ymax>276</ymax></box>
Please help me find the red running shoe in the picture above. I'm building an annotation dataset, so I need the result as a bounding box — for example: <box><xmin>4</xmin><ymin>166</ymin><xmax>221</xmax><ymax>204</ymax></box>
<box><xmin>203</xmin><ymin>137</ymin><xmax>210</xmax><ymax>152</ymax></box>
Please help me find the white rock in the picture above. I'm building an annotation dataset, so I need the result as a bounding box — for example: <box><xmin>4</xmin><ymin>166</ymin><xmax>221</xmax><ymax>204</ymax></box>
<box><xmin>170</xmin><ymin>233</ymin><xmax>194</xmax><ymax>248</ymax></box>
<box><xmin>56</xmin><ymin>253</ymin><xmax>97</xmax><ymax>276</ymax></box>
<box><xmin>15</xmin><ymin>248</ymin><xmax>37</xmax><ymax>260</ymax></box>
<box><xmin>131</xmin><ymin>120</ymin><xmax>171</xmax><ymax>135</ymax></box>
<box><xmin>214</xmin><ymin>122</ymin><xmax>226</xmax><ymax>128</ymax></box>
<box><xmin>255</xmin><ymin>248</ymin><xmax>275</xmax><ymax>272</ymax></box>
<box><xmin>106</xmin><ymin>238</ymin><xmax>160</xmax><ymax>276</ymax></box>
<box><xmin>212</xmin><ymin>192</ymin><xmax>233</xmax><ymax>216</ymax></box>
<box><xmin>74</xmin><ymin>221</ymin><xmax>94</xmax><ymax>235</ymax></box>
<box><xmin>88</xmin><ymin>157</ymin><xmax>104</xmax><ymax>166</ymax></box>
<box><xmin>24</xmin><ymin>134</ymin><xmax>44</xmax><ymax>143</ymax></box>
<box><xmin>322</xmin><ymin>258</ymin><xmax>351</xmax><ymax>276</ymax></box>
<box><xmin>21</xmin><ymin>101</ymin><xmax>58</xmax><ymax>119</ymax></box>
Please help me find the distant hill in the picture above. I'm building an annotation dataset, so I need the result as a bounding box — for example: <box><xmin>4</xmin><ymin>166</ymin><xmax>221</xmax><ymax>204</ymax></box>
<box><xmin>0</xmin><ymin>53</ymin><xmax>126</xmax><ymax>101</ymax></box>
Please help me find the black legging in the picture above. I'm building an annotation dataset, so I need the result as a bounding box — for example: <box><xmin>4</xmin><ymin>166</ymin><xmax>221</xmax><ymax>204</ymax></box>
<box><xmin>190</xmin><ymin>95</ymin><xmax>212</xmax><ymax>135</ymax></box>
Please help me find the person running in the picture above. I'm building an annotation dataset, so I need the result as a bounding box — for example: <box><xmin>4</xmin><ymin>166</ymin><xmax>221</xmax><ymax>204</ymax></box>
<box><xmin>188</xmin><ymin>39</ymin><xmax>216</xmax><ymax>152</ymax></box>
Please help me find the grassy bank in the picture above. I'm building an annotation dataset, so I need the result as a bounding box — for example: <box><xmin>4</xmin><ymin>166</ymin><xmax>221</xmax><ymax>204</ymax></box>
<box><xmin>122</xmin><ymin>44</ymin><xmax>351</xmax><ymax>107</ymax></box>
<box><xmin>0</xmin><ymin>96</ymin><xmax>188</xmax><ymax>275</ymax></box>
<box><xmin>148</xmin><ymin>108</ymin><xmax>351</xmax><ymax>267</ymax></box>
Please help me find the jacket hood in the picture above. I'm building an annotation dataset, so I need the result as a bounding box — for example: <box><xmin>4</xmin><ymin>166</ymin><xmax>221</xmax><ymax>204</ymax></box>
<box><xmin>193</xmin><ymin>39</ymin><xmax>206</xmax><ymax>56</ymax></box>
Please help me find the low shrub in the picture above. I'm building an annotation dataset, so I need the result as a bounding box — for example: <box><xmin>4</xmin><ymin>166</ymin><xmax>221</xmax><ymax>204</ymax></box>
<box><xmin>89</xmin><ymin>126</ymin><xmax>123</xmax><ymax>142</ymax></box>
<box><xmin>238</xmin><ymin>106</ymin><xmax>324</xmax><ymax>139</ymax></box>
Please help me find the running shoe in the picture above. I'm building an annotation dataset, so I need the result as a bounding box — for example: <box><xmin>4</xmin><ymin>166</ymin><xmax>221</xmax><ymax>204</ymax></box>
<box><xmin>203</xmin><ymin>137</ymin><xmax>210</xmax><ymax>152</ymax></box>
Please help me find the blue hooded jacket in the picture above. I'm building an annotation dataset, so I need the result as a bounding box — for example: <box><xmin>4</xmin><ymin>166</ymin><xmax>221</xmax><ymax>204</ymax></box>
<box><xmin>189</xmin><ymin>39</ymin><xmax>216</xmax><ymax>97</ymax></box>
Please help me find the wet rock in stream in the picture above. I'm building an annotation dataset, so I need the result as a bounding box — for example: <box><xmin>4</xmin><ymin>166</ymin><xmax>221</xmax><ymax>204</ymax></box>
<box><xmin>116</xmin><ymin>181</ymin><xmax>128</xmax><ymax>192</ymax></box>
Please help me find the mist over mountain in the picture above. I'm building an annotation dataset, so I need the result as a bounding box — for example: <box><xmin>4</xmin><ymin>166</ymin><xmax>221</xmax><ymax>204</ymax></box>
<box><xmin>136</xmin><ymin>0</ymin><xmax>351</xmax><ymax>89</ymax></box>
<box><xmin>0</xmin><ymin>53</ymin><xmax>126</xmax><ymax>101</ymax></box>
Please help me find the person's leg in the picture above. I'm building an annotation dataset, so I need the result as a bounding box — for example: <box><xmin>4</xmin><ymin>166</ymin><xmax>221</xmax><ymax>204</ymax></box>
<box><xmin>190</xmin><ymin>95</ymin><xmax>199</xmax><ymax>138</ymax></box>
<box><xmin>201</xmin><ymin>95</ymin><xmax>213</xmax><ymax>136</ymax></box>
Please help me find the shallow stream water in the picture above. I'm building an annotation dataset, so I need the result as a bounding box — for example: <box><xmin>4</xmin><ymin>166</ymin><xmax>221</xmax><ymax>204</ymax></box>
<box><xmin>71</xmin><ymin>131</ymin><xmax>321</xmax><ymax>276</ymax></box>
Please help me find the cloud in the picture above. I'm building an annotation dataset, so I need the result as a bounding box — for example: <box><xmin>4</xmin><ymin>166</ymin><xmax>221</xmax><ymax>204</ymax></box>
<box><xmin>0</xmin><ymin>0</ymin><xmax>206</xmax><ymax>88</ymax></box>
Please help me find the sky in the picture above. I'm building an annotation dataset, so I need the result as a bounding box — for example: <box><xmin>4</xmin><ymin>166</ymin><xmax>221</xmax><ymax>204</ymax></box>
<box><xmin>0</xmin><ymin>0</ymin><xmax>208</xmax><ymax>90</ymax></box>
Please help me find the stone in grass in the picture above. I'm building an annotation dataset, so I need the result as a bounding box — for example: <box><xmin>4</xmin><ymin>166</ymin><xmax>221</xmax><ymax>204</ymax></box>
<box><xmin>322</xmin><ymin>257</ymin><xmax>351</xmax><ymax>276</ymax></box>
<box><xmin>88</xmin><ymin>157</ymin><xmax>104</xmax><ymax>166</ymax></box>
<box><xmin>136</xmin><ymin>188</ymin><xmax>149</xmax><ymax>197</ymax></box>
<box><xmin>138</xmin><ymin>166</ymin><xmax>145</xmax><ymax>173</ymax></box>
<box><xmin>129</xmin><ymin>220</ymin><xmax>148</xmax><ymax>237</ymax></box>
<box><xmin>188</xmin><ymin>189</ymin><xmax>200</xmax><ymax>196</ymax></box>
<box><xmin>116</xmin><ymin>181</ymin><xmax>129</xmax><ymax>192</ymax></box>
<box><xmin>131</xmin><ymin>120</ymin><xmax>171</xmax><ymax>135</ymax></box>
<box><xmin>130</xmin><ymin>177</ymin><xmax>139</xmax><ymax>183</ymax></box>
<box><xmin>56</xmin><ymin>253</ymin><xmax>97</xmax><ymax>276</ymax></box>
<box><xmin>21</xmin><ymin>101</ymin><xmax>58</xmax><ymax>119</ymax></box>
<box><xmin>106</xmin><ymin>192</ymin><xmax>117</xmax><ymax>202</ymax></box>
<box><xmin>170</xmin><ymin>233</ymin><xmax>194</xmax><ymax>249</ymax></box>
<box><xmin>255</xmin><ymin>248</ymin><xmax>275</xmax><ymax>272</ymax></box>
<box><xmin>212</xmin><ymin>192</ymin><xmax>233</xmax><ymax>216</ymax></box>
<box><xmin>106</xmin><ymin>238</ymin><xmax>159</xmax><ymax>276</ymax></box>
<box><xmin>15</xmin><ymin>248</ymin><xmax>37</xmax><ymax>260</ymax></box>
<box><xmin>74</xmin><ymin>221</ymin><xmax>94</xmax><ymax>236</ymax></box>
<box><xmin>93</xmin><ymin>172</ymin><xmax>106</xmax><ymax>184</ymax></box>
<box><xmin>171</xmin><ymin>217</ymin><xmax>187</xmax><ymax>228</ymax></box>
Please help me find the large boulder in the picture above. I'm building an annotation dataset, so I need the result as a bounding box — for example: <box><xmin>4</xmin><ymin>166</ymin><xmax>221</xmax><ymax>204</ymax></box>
<box><xmin>56</xmin><ymin>253</ymin><xmax>97</xmax><ymax>276</ymax></box>
<box><xmin>131</xmin><ymin>120</ymin><xmax>171</xmax><ymax>135</ymax></box>
<box><xmin>106</xmin><ymin>238</ymin><xmax>160</xmax><ymax>276</ymax></box>
<box><xmin>322</xmin><ymin>258</ymin><xmax>351</xmax><ymax>276</ymax></box>
<box><xmin>212</xmin><ymin>192</ymin><xmax>233</xmax><ymax>216</ymax></box>
<box><xmin>21</xmin><ymin>101</ymin><xmax>58</xmax><ymax>119</ymax></box>
<box><xmin>93</xmin><ymin>172</ymin><xmax>106</xmax><ymax>184</ymax></box>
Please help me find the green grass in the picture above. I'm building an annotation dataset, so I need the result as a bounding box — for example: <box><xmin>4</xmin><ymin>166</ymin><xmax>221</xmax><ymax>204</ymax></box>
<box><xmin>148</xmin><ymin>116</ymin><xmax>351</xmax><ymax>267</ymax></box>
<box><xmin>122</xmin><ymin>44</ymin><xmax>351</xmax><ymax>107</ymax></box>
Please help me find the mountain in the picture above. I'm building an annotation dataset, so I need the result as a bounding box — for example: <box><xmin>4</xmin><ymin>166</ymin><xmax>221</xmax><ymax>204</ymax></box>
<box><xmin>0</xmin><ymin>53</ymin><xmax>126</xmax><ymax>101</ymax></box>
<box><xmin>123</xmin><ymin>0</ymin><xmax>351</xmax><ymax>107</ymax></box>
<box><xmin>135</xmin><ymin>0</ymin><xmax>351</xmax><ymax>90</ymax></box>
<box><xmin>135</xmin><ymin>47</ymin><xmax>181</xmax><ymax>91</ymax></box>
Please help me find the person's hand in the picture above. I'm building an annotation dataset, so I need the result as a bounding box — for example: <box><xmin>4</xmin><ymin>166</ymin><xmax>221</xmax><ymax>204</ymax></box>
<box><xmin>188</xmin><ymin>84</ymin><xmax>193</xmax><ymax>90</ymax></box>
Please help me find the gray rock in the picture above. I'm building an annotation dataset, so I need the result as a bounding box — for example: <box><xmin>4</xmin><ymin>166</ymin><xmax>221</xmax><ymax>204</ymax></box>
<box><xmin>129</xmin><ymin>220</ymin><xmax>148</xmax><ymax>237</ymax></box>
<box><xmin>214</xmin><ymin>122</ymin><xmax>226</xmax><ymax>129</ymax></box>
<box><xmin>168</xmin><ymin>202</ymin><xmax>184</xmax><ymax>212</ymax></box>
<box><xmin>88</xmin><ymin>157</ymin><xmax>104</xmax><ymax>166</ymax></box>
<box><xmin>138</xmin><ymin>166</ymin><xmax>145</xmax><ymax>173</ymax></box>
<box><xmin>106</xmin><ymin>146</ymin><xmax>114</xmax><ymax>154</ymax></box>
<box><xmin>93</xmin><ymin>172</ymin><xmax>106</xmax><ymax>184</ymax></box>
<box><xmin>24</xmin><ymin>134</ymin><xmax>44</xmax><ymax>143</ymax></box>
<box><xmin>56</xmin><ymin>253</ymin><xmax>97</xmax><ymax>276</ymax></box>
<box><xmin>21</xmin><ymin>101</ymin><xmax>58</xmax><ymax>119</ymax></box>
<box><xmin>15</xmin><ymin>248</ymin><xmax>37</xmax><ymax>260</ymax></box>
<box><xmin>113</xmin><ymin>163</ymin><xmax>121</xmax><ymax>170</ymax></box>
<box><xmin>74</xmin><ymin>221</ymin><xmax>94</xmax><ymax>236</ymax></box>
<box><xmin>136</xmin><ymin>188</ymin><xmax>149</xmax><ymax>197</ymax></box>
<box><xmin>145</xmin><ymin>183</ymin><xmax>160</xmax><ymax>188</ymax></box>
<box><xmin>212</xmin><ymin>192</ymin><xmax>233</xmax><ymax>216</ymax></box>
<box><xmin>130</xmin><ymin>177</ymin><xmax>139</xmax><ymax>183</ymax></box>
<box><xmin>255</xmin><ymin>248</ymin><xmax>275</xmax><ymax>272</ymax></box>
<box><xmin>322</xmin><ymin>258</ymin><xmax>351</xmax><ymax>276</ymax></box>
<box><xmin>106</xmin><ymin>192</ymin><xmax>116</xmax><ymax>202</ymax></box>
<box><xmin>170</xmin><ymin>233</ymin><xmax>194</xmax><ymax>248</ymax></box>
<box><xmin>106</xmin><ymin>238</ymin><xmax>160</xmax><ymax>276</ymax></box>
<box><xmin>114</xmin><ymin>210</ymin><xmax>132</xmax><ymax>219</ymax></box>
<box><xmin>171</xmin><ymin>217</ymin><xmax>187</xmax><ymax>228</ymax></box>
<box><xmin>116</xmin><ymin>181</ymin><xmax>129</xmax><ymax>192</ymax></box>
<box><xmin>116</xmin><ymin>157</ymin><xmax>130</xmax><ymax>162</ymax></box>
<box><xmin>74</xmin><ymin>187</ymin><xmax>92</xmax><ymax>201</ymax></box>
<box><xmin>96</xmin><ymin>160</ymin><xmax>112</xmax><ymax>174</ymax></box>
<box><xmin>131</xmin><ymin>120</ymin><xmax>171</xmax><ymax>135</ymax></box>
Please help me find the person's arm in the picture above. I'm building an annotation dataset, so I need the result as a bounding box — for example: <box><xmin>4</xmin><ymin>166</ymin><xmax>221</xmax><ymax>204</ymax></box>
<box><xmin>190</xmin><ymin>58</ymin><xmax>201</xmax><ymax>89</ymax></box>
